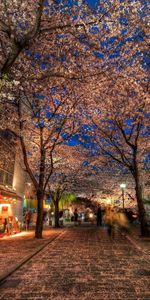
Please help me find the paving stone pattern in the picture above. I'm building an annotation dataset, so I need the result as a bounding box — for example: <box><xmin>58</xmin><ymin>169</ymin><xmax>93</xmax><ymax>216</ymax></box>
<box><xmin>0</xmin><ymin>227</ymin><xmax>150</xmax><ymax>300</ymax></box>
<box><xmin>0</xmin><ymin>229</ymin><xmax>62</xmax><ymax>277</ymax></box>
<box><xmin>129</xmin><ymin>226</ymin><xmax>150</xmax><ymax>257</ymax></box>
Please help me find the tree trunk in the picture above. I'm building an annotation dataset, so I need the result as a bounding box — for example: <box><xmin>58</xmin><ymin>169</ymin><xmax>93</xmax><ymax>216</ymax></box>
<box><xmin>54</xmin><ymin>199</ymin><xmax>60</xmax><ymax>228</ymax></box>
<box><xmin>1</xmin><ymin>0</ymin><xmax>44</xmax><ymax>77</ymax></box>
<box><xmin>134</xmin><ymin>169</ymin><xmax>150</xmax><ymax>237</ymax></box>
<box><xmin>35</xmin><ymin>189</ymin><xmax>44</xmax><ymax>238</ymax></box>
<box><xmin>35</xmin><ymin>129</ymin><xmax>45</xmax><ymax>239</ymax></box>
<box><xmin>1</xmin><ymin>42</ymin><xmax>22</xmax><ymax>77</ymax></box>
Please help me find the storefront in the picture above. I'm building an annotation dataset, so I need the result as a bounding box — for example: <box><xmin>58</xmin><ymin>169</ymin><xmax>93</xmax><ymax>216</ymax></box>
<box><xmin>0</xmin><ymin>187</ymin><xmax>22</xmax><ymax>236</ymax></box>
<box><xmin>23</xmin><ymin>196</ymin><xmax>52</xmax><ymax>226</ymax></box>
<box><xmin>23</xmin><ymin>197</ymin><xmax>51</xmax><ymax>210</ymax></box>
<box><xmin>23</xmin><ymin>197</ymin><xmax>37</xmax><ymax>210</ymax></box>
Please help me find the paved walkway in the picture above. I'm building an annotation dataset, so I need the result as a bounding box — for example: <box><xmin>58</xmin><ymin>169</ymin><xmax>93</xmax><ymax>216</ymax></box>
<box><xmin>128</xmin><ymin>226</ymin><xmax>150</xmax><ymax>256</ymax></box>
<box><xmin>0</xmin><ymin>229</ymin><xmax>62</xmax><ymax>277</ymax></box>
<box><xmin>0</xmin><ymin>226</ymin><xmax>150</xmax><ymax>300</ymax></box>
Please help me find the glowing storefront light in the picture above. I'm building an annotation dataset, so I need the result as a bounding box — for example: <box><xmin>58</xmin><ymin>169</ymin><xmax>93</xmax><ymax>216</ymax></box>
<box><xmin>0</xmin><ymin>203</ymin><xmax>12</xmax><ymax>216</ymax></box>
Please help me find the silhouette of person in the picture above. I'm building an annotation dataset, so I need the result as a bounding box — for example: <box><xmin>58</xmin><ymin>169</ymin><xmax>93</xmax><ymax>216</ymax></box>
<box><xmin>74</xmin><ymin>208</ymin><xmax>78</xmax><ymax>226</ymax></box>
<box><xmin>25</xmin><ymin>210</ymin><xmax>30</xmax><ymax>231</ymax></box>
<box><xmin>97</xmin><ymin>205</ymin><xmax>102</xmax><ymax>226</ymax></box>
<box><xmin>104</xmin><ymin>206</ymin><xmax>115</xmax><ymax>237</ymax></box>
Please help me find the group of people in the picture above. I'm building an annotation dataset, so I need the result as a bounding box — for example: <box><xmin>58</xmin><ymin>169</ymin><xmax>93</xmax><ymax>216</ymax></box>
<box><xmin>97</xmin><ymin>205</ymin><xmax>129</xmax><ymax>237</ymax></box>
<box><xmin>24</xmin><ymin>206</ymin><xmax>130</xmax><ymax>235</ymax></box>
<box><xmin>2</xmin><ymin>216</ymin><xmax>21</xmax><ymax>235</ymax></box>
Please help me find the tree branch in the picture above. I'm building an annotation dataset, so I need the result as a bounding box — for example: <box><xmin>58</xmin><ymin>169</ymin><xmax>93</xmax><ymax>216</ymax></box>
<box><xmin>17</xmin><ymin>99</ymin><xmax>38</xmax><ymax>189</ymax></box>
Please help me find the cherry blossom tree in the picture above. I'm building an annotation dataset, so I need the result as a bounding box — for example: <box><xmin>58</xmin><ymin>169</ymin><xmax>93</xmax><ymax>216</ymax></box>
<box><xmin>0</xmin><ymin>0</ymin><xmax>149</xmax><ymax>237</ymax></box>
<box><xmin>0</xmin><ymin>0</ymin><xmax>148</xmax><ymax>83</ymax></box>
<box><xmin>49</xmin><ymin>183</ymin><xmax>76</xmax><ymax>228</ymax></box>
<box><xmin>47</xmin><ymin>144</ymin><xmax>86</xmax><ymax>227</ymax></box>
<box><xmin>1</xmin><ymin>84</ymin><xmax>78</xmax><ymax>238</ymax></box>
<box><xmin>86</xmin><ymin>76</ymin><xmax>150</xmax><ymax>236</ymax></box>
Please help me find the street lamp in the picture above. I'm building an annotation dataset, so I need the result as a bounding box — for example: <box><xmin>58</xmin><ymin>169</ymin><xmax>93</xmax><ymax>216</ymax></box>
<box><xmin>120</xmin><ymin>183</ymin><xmax>126</xmax><ymax>209</ymax></box>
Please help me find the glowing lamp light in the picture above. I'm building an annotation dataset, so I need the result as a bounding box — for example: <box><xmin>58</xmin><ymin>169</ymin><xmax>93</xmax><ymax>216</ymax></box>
<box><xmin>120</xmin><ymin>183</ymin><xmax>126</xmax><ymax>189</ymax></box>
<box><xmin>106</xmin><ymin>199</ymin><xmax>111</xmax><ymax>204</ymax></box>
<box><xmin>89</xmin><ymin>213</ymin><xmax>94</xmax><ymax>219</ymax></box>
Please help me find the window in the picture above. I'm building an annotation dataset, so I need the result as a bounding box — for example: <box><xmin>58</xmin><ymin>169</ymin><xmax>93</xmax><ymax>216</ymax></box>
<box><xmin>5</xmin><ymin>172</ymin><xmax>13</xmax><ymax>186</ymax></box>
<box><xmin>0</xmin><ymin>169</ymin><xmax>13</xmax><ymax>187</ymax></box>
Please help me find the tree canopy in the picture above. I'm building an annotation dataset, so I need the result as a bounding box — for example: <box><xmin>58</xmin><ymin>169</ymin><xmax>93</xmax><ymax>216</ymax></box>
<box><xmin>0</xmin><ymin>0</ymin><xmax>149</xmax><ymax>236</ymax></box>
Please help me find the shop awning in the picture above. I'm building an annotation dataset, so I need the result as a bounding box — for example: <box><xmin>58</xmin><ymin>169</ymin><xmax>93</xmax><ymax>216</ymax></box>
<box><xmin>0</xmin><ymin>186</ymin><xmax>22</xmax><ymax>200</ymax></box>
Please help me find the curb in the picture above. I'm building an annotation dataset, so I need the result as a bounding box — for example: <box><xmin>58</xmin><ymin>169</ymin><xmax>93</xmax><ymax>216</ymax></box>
<box><xmin>125</xmin><ymin>234</ymin><xmax>150</xmax><ymax>266</ymax></box>
<box><xmin>125</xmin><ymin>234</ymin><xmax>147</xmax><ymax>255</ymax></box>
<box><xmin>0</xmin><ymin>230</ymin><xmax>66</xmax><ymax>285</ymax></box>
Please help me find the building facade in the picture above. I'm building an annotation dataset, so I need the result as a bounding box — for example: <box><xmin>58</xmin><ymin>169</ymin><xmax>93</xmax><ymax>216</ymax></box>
<box><xmin>0</xmin><ymin>130</ymin><xmax>25</xmax><ymax>235</ymax></box>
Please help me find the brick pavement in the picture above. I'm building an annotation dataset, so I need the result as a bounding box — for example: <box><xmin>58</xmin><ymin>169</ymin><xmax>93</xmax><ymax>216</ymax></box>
<box><xmin>0</xmin><ymin>229</ymin><xmax>62</xmax><ymax>278</ymax></box>
<box><xmin>0</xmin><ymin>226</ymin><xmax>150</xmax><ymax>300</ymax></box>
<box><xmin>128</xmin><ymin>226</ymin><xmax>150</xmax><ymax>256</ymax></box>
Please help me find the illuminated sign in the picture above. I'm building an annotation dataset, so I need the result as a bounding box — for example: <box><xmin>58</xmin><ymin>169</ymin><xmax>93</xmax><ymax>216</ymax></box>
<box><xmin>2</xmin><ymin>206</ymin><xmax>8</xmax><ymax>212</ymax></box>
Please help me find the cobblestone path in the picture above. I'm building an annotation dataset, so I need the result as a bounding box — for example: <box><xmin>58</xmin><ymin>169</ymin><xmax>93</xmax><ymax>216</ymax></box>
<box><xmin>0</xmin><ymin>229</ymin><xmax>62</xmax><ymax>276</ymax></box>
<box><xmin>0</xmin><ymin>227</ymin><xmax>150</xmax><ymax>300</ymax></box>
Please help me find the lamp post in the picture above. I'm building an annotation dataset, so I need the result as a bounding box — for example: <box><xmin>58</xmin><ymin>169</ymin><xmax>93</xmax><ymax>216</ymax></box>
<box><xmin>120</xmin><ymin>183</ymin><xmax>126</xmax><ymax>209</ymax></box>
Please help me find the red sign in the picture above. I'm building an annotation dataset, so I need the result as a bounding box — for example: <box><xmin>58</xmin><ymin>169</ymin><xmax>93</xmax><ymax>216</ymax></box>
<box><xmin>2</xmin><ymin>206</ymin><xmax>8</xmax><ymax>212</ymax></box>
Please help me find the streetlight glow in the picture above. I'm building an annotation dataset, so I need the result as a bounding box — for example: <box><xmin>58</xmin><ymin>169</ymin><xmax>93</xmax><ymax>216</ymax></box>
<box><xmin>120</xmin><ymin>183</ymin><xmax>126</xmax><ymax>189</ymax></box>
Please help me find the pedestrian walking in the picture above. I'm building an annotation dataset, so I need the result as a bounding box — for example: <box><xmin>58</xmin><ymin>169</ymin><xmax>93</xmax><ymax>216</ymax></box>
<box><xmin>74</xmin><ymin>208</ymin><xmax>78</xmax><ymax>226</ymax></box>
<box><xmin>104</xmin><ymin>206</ymin><xmax>115</xmax><ymax>238</ymax></box>
<box><xmin>3</xmin><ymin>218</ymin><xmax>8</xmax><ymax>233</ymax></box>
<box><xmin>97</xmin><ymin>205</ymin><xmax>102</xmax><ymax>226</ymax></box>
<box><xmin>116</xmin><ymin>209</ymin><xmax>129</xmax><ymax>235</ymax></box>
<box><xmin>32</xmin><ymin>210</ymin><xmax>37</xmax><ymax>226</ymax></box>
<box><xmin>8</xmin><ymin>216</ymin><xmax>13</xmax><ymax>235</ymax></box>
<box><xmin>25</xmin><ymin>210</ymin><xmax>31</xmax><ymax>231</ymax></box>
